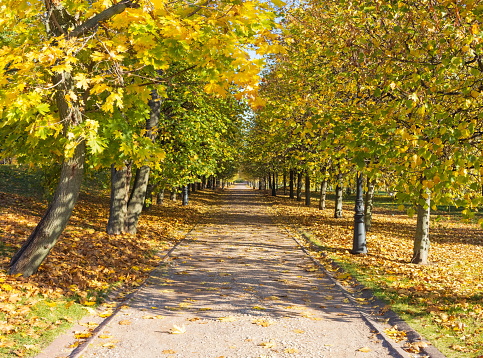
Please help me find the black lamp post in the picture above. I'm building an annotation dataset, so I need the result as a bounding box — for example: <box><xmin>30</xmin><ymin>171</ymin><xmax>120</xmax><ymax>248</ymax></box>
<box><xmin>351</xmin><ymin>172</ymin><xmax>367</xmax><ymax>254</ymax></box>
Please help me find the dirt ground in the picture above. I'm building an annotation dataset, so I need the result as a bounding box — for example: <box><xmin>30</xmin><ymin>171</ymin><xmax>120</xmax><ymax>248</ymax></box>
<box><xmin>36</xmin><ymin>185</ymin><xmax>444</xmax><ymax>358</ymax></box>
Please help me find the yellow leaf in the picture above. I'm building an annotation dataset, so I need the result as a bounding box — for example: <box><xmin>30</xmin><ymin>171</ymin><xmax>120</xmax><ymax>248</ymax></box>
<box><xmin>98</xmin><ymin>335</ymin><xmax>113</xmax><ymax>339</ymax></box>
<box><xmin>169</xmin><ymin>324</ymin><xmax>186</xmax><ymax>334</ymax></box>
<box><xmin>118</xmin><ymin>320</ymin><xmax>131</xmax><ymax>325</ymax></box>
<box><xmin>271</xmin><ymin>0</ymin><xmax>286</xmax><ymax>7</ymax></box>
<box><xmin>357</xmin><ymin>347</ymin><xmax>372</xmax><ymax>352</ymax></box>
<box><xmin>102</xmin><ymin>342</ymin><xmax>116</xmax><ymax>349</ymax></box>
<box><xmin>259</xmin><ymin>341</ymin><xmax>276</xmax><ymax>348</ymax></box>
<box><xmin>218</xmin><ymin>316</ymin><xmax>238</xmax><ymax>322</ymax></box>
<box><xmin>74</xmin><ymin>331</ymin><xmax>92</xmax><ymax>339</ymax></box>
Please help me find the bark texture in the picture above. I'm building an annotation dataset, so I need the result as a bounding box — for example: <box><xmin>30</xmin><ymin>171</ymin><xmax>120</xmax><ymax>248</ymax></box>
<box><xmin>9</xmin><ymin>141</ymin><xmax>85</xmax><ymax>276</ymax></box>
<box><xmin>334</xmin><ymin>172</ymin><xmax>343</xmax><ymax>218</ymax></box>
<box><xmin>126</xmin><ymin>166</ymin><xmax>151</xmax><ymax>234</ymax></box>
<box><xmin>319</xmin><ymin>179</ymin><xmax>327</xmax><ymax>210</ymax></box>
<box><xmin>107</xmin><ymin>163</ymin><xmax>131</xmax><ymax>234</ymax></box>
<box><xmin>296</xmin><ymin>172</ymin><xmax>303</xmax><ymax>202</ymax></box>
<box><xmin>364</xmin><ymin>179</ymin><xmax>375</xmax><ymax>231</ymax></box>
<box><xmin>289</xmin><ymin>170</ymin><xmax>294</xmax><ymax>199</ymax></box>
<box><xmin>305</xmin><ymin>172</ymin><xmax>311</xmax><ymax>206</ymax></box>
<box><xmin>411</xmin><ymin>189</ymin><xmax>431</xmax><ymax>264</ymax></box>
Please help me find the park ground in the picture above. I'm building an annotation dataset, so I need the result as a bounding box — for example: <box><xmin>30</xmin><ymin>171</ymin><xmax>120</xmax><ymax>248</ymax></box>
<box><xmin>0</xmin><ymin>167</ymin><xmax>482</xmax><ymax>357</ymax></box>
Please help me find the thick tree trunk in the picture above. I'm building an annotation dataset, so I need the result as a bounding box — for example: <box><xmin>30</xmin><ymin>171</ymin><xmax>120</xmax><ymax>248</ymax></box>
<box><xmin>334</xmin><ymin>172</ymin><xmax>343</xmax><ymax>218</ymax></box>
<box><xmin>9</xmin><ymin>141</ymin><xmax>85</xmax><ymax>276</ymax></box>
<box><xmin>125</xmin><ymin>166</ymin><xmax>150</xmax><ymax>234</ymax></box>
<box><xmin>364</xmin><ymin>178</ymin><xmax>376</xmax><ymax>231</ymax></box>
<box><xmin>411</xmin><ymin>189</ymin><xmax>431</xmax><ymax>264</ymax></box>
<box><xmin>107</xmin><ymin>163</ymin><xmax>131</xmax><ymax>234</ymax></box>
<box><xmin>305</xmin><ymin>172</ymin><xmax>311</xmax><ymax>206</ymax></box>
<box><xmin>289</xmin><ymin>169</ymin><xmax>294</xmax><ymax>199</ymax></box>
<box><xmin>318</xmin><ymin>178</ymin><xmax>328</xmax><ymax>210</ymax></box>
<box><xmin>296</xmin><ymin>172</ymin><xmax>303</xmax><ymax>201</ymax></box>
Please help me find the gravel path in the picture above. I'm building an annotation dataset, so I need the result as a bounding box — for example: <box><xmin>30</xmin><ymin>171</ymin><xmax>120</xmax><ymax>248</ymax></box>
<box><xmin>38</xmin><ymin>185</ymin><xmax>435</xmax><ymax>358</ymax></box>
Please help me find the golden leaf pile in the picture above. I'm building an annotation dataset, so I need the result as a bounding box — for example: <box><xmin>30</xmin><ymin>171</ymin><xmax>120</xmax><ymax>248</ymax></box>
<box><xmin>0</xmin><ymin>190</ymin><xmax>207</xmax><ymax>356</ymax></box>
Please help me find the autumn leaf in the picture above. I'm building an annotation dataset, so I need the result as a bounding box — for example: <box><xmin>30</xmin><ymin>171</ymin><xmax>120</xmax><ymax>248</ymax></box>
<box><xmin>258</xmin><ymin>341</ymin><xmax>276</xmax><ymax>348</ymax></box>
<box><xmin>357</xmin><ymin>347</ymin><xmax>372</xmax><ymax>353</ymax></box>
<box><xmin>218</xmin><ymin>316</ymin><xmax>238</xmax><ymax>322</ymax></box>
<box><xmin>118</xmin><ymin>320</ymin><xmax>131</xmax><ymax>325</ymax></box>
<box><xmin>169</xmin><ymin>324</ymin><xmax>186</xmax><ymax>334</ymax></box>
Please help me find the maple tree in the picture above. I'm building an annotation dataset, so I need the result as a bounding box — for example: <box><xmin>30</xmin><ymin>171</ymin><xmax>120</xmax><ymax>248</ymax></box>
<box><xmin>1</xmin><ymin>0</ymin><xmax>279</xmax><ymax>276</ymax></box>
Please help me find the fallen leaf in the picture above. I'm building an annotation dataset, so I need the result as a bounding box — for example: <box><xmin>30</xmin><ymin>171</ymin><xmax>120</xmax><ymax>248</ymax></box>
<box><xmin>357</xmin><ymin>347</ymin><xmax>372</xmax><ymax>352</ymax></box>
<box><xmin>118</xmin><ymin>320</ymin><xmax>131</xmax><ymax>325</ymax></box>
<box><xmin>259</xmin><ymin>341</ymin><xmax>276</xmax><ymax>348</ymax></box>
<box><xmin>218</xmin><ymin>316</ymin><xmax>238</xmax><ymax>322</ymax></box>
<box><xmin>169</xmin><ymin>324</ymin><xmax>186</xmax><ymax>334</ymax></box>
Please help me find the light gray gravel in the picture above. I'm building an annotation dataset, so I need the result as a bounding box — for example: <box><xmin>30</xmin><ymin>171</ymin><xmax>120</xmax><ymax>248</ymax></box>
<box><xmin>38</xmin><ymin>185</ymin><xmax>440</xmax><ymax>358</ymax></box>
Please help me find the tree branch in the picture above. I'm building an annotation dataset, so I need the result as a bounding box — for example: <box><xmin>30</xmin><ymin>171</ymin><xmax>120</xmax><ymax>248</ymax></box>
<box><xmin>68</xmin><ymin>0</ymin><xmax>140</xmax><ymax>39</ymax></box>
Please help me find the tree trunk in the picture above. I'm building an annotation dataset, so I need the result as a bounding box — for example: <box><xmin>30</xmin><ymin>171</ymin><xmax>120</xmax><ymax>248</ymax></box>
<box><xmin>364</xmin><ymin>178</ymin><xmax>376</xmax><ymax>231</ymax></box>
<box><xmin>334</xmin><ymin>172</ymin><xmax>343</xmax><ymax>218</ymax></box>
<box><xmin>9</xmin><ymin>141</ymin><xmax>85</xmax><ymax>276</ymax></box>
<box><xmin>143</xmin><ymin>182</ymin><xmax>155</xmax><ymax>211</ymax></box>
<box><xmin>271</xmin><ymin>172</ymin><xmax>277</xmax><ymax>196</ymax></box>
<box><xmin>283</xmin><ymin>170</ymin><xmax>287</xmax><ymax>195</ymax></box>
<box><xmin>289</xmin><ymin>169</ymin><xmax>294</xmax><ymax>199</ymax></box>
<box><xmin>296</xmin><ymin>171</ymin><xmax>303</xmax><ymax>201</ymax></box>
<box><xmin>305</xmin><ymin>172</ymin><xmax>311</xmax><ymax>206</ymax></box>
<box><xmin>107</xmin><ymin>163</ymin><xmax>131</xmax><ymax>234</ymax></box>
<box><xmin>170</xmin><ymin>189</ymin><xmax>177</xmax><ymax>201</ymax></box>
<box><xmin>157</xmin><ymin>188</ymin><xmax>165</xmax><ymax>205</ymax></box>
<box><xmin>411</xmin><ymin>189</ymin><xmax>431</xmax><ymax>264</ymax></box>
<box><xmin>125</xmin><ymin>166</ymin><xmax>150</xmax><ymax>234</ymax></box>
<box><xmin>318</xmin><ymin>178</ymin><xmax>328</xmax><ymax>210</ymax></box>
<box><xmin>182</xmin><ymin>185</ymin><xmax>189</xmax><ymax>205</ymax></box>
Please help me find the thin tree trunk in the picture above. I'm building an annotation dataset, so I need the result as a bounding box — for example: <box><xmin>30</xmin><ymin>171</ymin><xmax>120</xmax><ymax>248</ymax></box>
<box><xmin>305</xmin><ymin>172</ymin><xmax>311</xmax><ymax>206</ymax></box>
<box><xmin>318</xmin><ymin>178</ymin><xmax>327</xmax><ymax>210</ymax></box>
<box><xmin>364</xmin><ymin>178</ymin><xmax>376</xmax><ymax>231</ymax></box>
<box><xmin>107</xmin><ymin>163</ymin><xmax>131</xmax><ymax>234</ymax></box>
<box><xmin>271</xmin><ymin>172</ymin><xmax>277</xmax><ymax>196</ymax></box>
<box><xmin>283</xmin><ymin>170</ymin><xmax>287</xmax><ymax>195</ymax></box>
<box><xmin>170</xmin><ymin>190</ymin><xmax>177</xmax><ymax>201</ymax></box>
<box><xmin>143</xmin><ymin>182</ymin><xmax>155</xmax><ymax>211</ymax></box>
<box><xmin>182</xmin><ymin>185</ymin><xmax>189</xmax><ymax>205</ymax></box>
<box><xmin>289</xmin><ymin>169</ymin><xmax>294</xmax><ymax>199</ymax></box>
<box><xmin>334</xmin><ymin>172</ymin><xmax>343</xmax><ymax>218</ymax></box>
<box><xmin>296</xmin><ymin>172</ymin><xmax>303</xmax><ymax>201</ymax></box>
<box><xmin>157</xmin><ymin>188</ymin><xmax>165</xmax><ymax>205</ymax></box>
<box><xmin>411</xmin><ymin>189</ymin><xmax>431</xmax><ymax>264</ymax></box>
